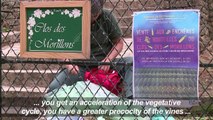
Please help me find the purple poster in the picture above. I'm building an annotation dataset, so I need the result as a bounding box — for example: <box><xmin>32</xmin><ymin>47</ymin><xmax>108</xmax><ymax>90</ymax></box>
<box><xmin>133</xmin><ymin>10</ymin><xmax>200</xmax><ymax>99</ymax></box>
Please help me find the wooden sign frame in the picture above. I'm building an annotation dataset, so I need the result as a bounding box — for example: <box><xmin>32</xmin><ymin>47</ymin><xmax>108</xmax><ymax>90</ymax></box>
<box><xmin>20</xmin><ymin>1</ymin><xmax>90</xmax><ymax>59</ymax></box>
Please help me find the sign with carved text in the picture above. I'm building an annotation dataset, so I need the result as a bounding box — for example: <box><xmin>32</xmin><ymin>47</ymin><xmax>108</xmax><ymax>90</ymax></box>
<box><xmin>133</xmin><ymin>10</ymin><xmax>200</xmax><ymax>100</ymax></box>
<box><xmin>20</xmin><ymin>1</ymin><xmax>90</xmax><ymax>59</ymax></box>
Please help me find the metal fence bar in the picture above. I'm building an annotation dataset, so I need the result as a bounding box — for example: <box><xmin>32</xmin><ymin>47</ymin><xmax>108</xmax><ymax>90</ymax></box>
<box><xmin>2</xmin><ymin>58</ymin><xmax>213</xmax><ymax>68</ymax></box>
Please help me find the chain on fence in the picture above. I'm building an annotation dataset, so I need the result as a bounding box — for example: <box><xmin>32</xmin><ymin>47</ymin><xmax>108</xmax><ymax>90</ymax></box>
<box><xmin>1</xmin><ymin>0</ymin><xmax>213</xmax><ymax>119</ymax></box>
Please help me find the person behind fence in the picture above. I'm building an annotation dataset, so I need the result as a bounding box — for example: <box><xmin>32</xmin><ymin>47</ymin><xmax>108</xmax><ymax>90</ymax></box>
<box><xmin>47</xmin><ymin>0</ymin><xmax>133</xmax><ymax>98</ymax></box>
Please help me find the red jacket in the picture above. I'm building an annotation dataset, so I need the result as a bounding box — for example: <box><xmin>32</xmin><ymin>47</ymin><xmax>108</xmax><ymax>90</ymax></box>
<box><xmin>84</xmin><ymin>68</ymin><xmax>122</xmax><ymax>95</ymax></box>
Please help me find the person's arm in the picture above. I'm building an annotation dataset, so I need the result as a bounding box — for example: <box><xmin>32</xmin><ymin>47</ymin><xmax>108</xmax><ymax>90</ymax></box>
<box><xmin>99</xmin><ymin>37</ymin><xmax>123</xmax><ymax>72</ymax></box>
<box><xmin>64</xmin><ymin>59</ymin><xmax>79</xmax><ymax>75</ymax></box>
<box><xmin>66</xmin><ymin>64</ymin><xmax>79</xmax><ymax>75</ymax></box>
<box><xmin>98</xmin><ymin>10</ymin><xmax>123</xmax><ymax>72</ymax></box>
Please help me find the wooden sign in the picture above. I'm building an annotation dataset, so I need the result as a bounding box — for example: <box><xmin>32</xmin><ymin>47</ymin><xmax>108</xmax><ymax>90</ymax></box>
<box><xmin>20</xmin><ymin>1</ymin><xmax>90</xmax><ymax>59</ymax></box>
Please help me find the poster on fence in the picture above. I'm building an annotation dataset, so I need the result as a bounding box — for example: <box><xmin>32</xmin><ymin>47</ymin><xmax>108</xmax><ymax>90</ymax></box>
<box><xmin>132</xmin><ymin>10</ymin><xmax>200</xmax><ymax>100</ymax></box>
